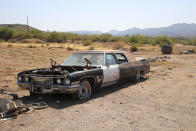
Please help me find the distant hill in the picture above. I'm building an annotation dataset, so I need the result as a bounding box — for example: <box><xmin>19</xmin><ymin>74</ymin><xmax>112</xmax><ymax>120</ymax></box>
<box><xmin>112</xmin><ymin>23</ymin><xmax>196</xmax><ymax>37</ymax></box>
<box><xmin>0</xmin><ymin>24</ymin><xmax>39</xmax><ymax>31</ymax></box>
<box><xmin>1</xmin><ymin>23</ymin><xmax>196</xmax><ymax>37</ymax></box>
<box><xmin>69</xmin><ymin>30</ymin><xmax>102</xmax><ymax>35</ymax></box>
<box><xmin>70</xmin><ymin>23</ymin><xmax>196</xmax><ymax>37</ymax></box>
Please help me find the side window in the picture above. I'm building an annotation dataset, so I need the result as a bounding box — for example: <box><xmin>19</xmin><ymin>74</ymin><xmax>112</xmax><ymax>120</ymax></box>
<box><xmin>105</xmin><ymin>54</ymin><xmax>117</xmax><ymax>65</ymax></box>
<box><xmin>115</xmin><ymin>53</ymin><xmax>128</xmax><ymax>64</ymax></box>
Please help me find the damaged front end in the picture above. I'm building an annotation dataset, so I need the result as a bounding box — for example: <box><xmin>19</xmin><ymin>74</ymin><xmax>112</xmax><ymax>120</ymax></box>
<box><xmin>17</xmin><ymin>66</ymin><xmax>79</xmax><ymax>94</ymax></box>
<box><xmin>17</xmin><ymin>65</ymin><xmax>101</xmax><ymax>95</ymax></box>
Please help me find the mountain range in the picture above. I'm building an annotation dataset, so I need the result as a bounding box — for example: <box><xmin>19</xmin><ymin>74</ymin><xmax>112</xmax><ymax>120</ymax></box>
<box><xmin>1</xmin><ymin>23</ymin><xmax>196</xmax><ymax>37</ymax></box>
<box><xmin>70</xmin><ymin>23</ymin><xmax>196</xmax><ymax>37</ymax></box>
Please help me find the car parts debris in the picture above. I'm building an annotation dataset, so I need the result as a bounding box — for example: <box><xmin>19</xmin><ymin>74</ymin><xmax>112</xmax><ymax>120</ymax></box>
<box><xmin>0</xmin><ymin>97</ymin><xmax>48</xmax><ymax>121</ymax></box>
<box><xmin>147</xmin><ymin>56</ymin><xmax>171</xmax><ymax>62</ymax></box>
<box><xmin>161</xmin><ymin>44</ymin><xmax>173</xmax><ymax>54</ymax></box>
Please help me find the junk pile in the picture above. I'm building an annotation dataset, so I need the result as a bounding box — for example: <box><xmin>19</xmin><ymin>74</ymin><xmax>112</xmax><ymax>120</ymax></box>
<box><xmin>161</xmin><ymin>44</ymin><xmax>173</xmax><ymax>54</ymax></box>
<box><xmin>0</xmin><ymin>89</ymin><xmax>48</xmax><ymax>122</ymax></box>
<box><xmin>183</xmin><ymin>49</ymin><xmax>195</xmax><ymax>54</ymax></box>
<box><xmin>147</xmin><ymin>56</ymin><xmax>171</xmax><ymax>62</ymax></box>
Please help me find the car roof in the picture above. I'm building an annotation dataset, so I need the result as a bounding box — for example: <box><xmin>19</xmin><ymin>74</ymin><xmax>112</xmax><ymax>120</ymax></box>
<box><xmin>73</xmin><ymin>50</ymin><xmax>126</xmax><ymax>54</ymax></box>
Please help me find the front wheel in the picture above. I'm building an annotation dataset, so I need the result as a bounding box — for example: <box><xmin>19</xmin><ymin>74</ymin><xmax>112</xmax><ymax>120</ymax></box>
<box><xmin>72</xmin><ymin>80</ymin><xmax>92</xmax><ymax>100</ymax></box>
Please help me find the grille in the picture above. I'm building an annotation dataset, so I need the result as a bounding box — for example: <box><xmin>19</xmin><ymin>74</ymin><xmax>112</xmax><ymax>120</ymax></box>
<box><xmin>31</xmin><ymin>78</ymin><xmax>52</xmax><ymax>93</ymax></box>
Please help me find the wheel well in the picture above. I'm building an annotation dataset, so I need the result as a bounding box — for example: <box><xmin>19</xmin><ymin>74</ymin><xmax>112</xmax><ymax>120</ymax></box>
<box><xmin>140</xmin><ymin>70</ymin><xmax>144</xmax><ymax>76</ymax></box>
<box><xmin>80</xmin><ymin>77</ymin><xmax>96</xmax><ymax>89</ymax></box>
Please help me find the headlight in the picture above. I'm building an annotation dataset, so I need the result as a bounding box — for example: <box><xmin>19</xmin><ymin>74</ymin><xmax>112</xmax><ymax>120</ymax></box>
<box><xmin>24</xmin><ymin>77</ymin><xmax>29</xmax><ymax>82</ymax></box>
<box><xmin>18</xmin><ymin>76</ymin><xmax>22</xmax><ymax>81</ymax></box>
<box><xmin>57</xmin><ymin>78</ymin><xmax>61</xmax><ymax>84</ymax></box>
<box><xmin>64</xmin><ymin>79</ymin><xmax>70</xmax><ymax>85</ymax></box>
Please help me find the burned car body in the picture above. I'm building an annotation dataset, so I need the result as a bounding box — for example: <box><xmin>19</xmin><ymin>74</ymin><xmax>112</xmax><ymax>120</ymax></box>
<box><xmin>17</xmin><ymin>50</ymin><xmax>150</xmax><ymax>99</ymax></box>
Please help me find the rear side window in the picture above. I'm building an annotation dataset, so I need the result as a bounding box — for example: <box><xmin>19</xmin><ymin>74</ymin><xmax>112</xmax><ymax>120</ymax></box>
<box><xmin>115</xmin><ymin>53</ymin><xmax>128</xmax><ymax>64</ymax></box>
<box><xmin>105</xmin><ymin>54</ymin><xmax>117</xmax><ymax>65</ymax></box>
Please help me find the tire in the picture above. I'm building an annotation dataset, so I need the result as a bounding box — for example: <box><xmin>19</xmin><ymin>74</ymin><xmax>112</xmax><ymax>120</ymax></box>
<box><xmin>133</xmin><ymin>71</ymin><xmax>141</xmax><ymax>83</ymax></box>
<box><xmin>29</xmin><ymin>92</ymin><xmax>37</xmax><ymax>97</ymax></box>
<box><xmin>72</xmin><ymin>80</ymin><xmax>92</xmax><ymax>100</ymax></box>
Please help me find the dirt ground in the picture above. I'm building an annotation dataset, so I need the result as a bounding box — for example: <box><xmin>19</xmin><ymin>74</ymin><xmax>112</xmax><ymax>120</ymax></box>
<box><xmin>0</xmin><ymin>43</ymin><xmax>196</xmax><ymax>131</ymax></box>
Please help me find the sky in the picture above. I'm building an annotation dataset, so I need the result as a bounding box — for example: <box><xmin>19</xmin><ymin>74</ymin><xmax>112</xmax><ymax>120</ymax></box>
<box><xmin>0</xmin><ymin>0</ymin><xmax>196</xmax><ymax>32</ymax></box>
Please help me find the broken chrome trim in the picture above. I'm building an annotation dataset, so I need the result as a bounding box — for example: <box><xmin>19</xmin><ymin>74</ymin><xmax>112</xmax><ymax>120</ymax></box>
<box><xmin>17</xmin><ymin>82</ymin><xmax>30</xmax><ymax>90</ymax></box>
<box><xmin>17</xmin><ymin>82</ymin><xmax>80</xmax><ymax>94</ymax></box>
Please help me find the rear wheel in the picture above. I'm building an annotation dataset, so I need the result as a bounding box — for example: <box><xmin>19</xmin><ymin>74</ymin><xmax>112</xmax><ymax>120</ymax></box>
<box><xmin>72</xmin><ymin>80</ymin><xmax>92</xmax><ymax>100</ymax></box>
<box><xmin>132</xmin><ymin>71</ymin><xmax>142</xmax><ymax>83</ymax></box>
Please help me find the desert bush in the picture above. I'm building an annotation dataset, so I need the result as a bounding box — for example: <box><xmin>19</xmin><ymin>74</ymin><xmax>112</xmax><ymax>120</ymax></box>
<box><xmin>28</xmin><ymin>45</ymin><xmax>36</xmax><ymax>48</ymax></box>
<box><xmin>129</xmin><ymin>35</ymin><xmax>139</xmax><ymax>43</ymax></box>
<box><xmin>0</xmin><ymin>27</ymin><xmax>14</xmax><ymax>41</ymax></box>
<box><xmin>7</xmin><ymin>44</ymin><xmax>13</xmax><ymax>48</ymax></box>
<box><xmin>152</xmin><ymin>36</ymin><xmax>172</xmax><ymax>46</ymax></box>
<box><xmin>99</xmin><ymin>34</ymin><xmax>112</xmax><ymax>43</ymax></box>
<box><xmin>83</xmin><ymin>40</ymin><xmax>91</xmax><ymax>46</ymax></box>
<box><xmin>13</xmin><ymin>30</ymin><xmax>28</xmax><ymax>39</ymax></box>
<box><xmin>128</xmin><ymin>35</ymin><xmax>153</xmax><ymax>44</ymax></box>
<box><xmin>113</xmin><ymin>42</ymin><xmax>125</xmax><ymax>50</ymax></box>
<box><xmin>9</xmin><ymin>39</ymin><xmax>17</xmax><ymax>43</ymax></box>
<box><xmin>21</xmin><ymin>39</ymin><xmax>32</xmax><ymax>43</ymax></box>
<box><xmin>67</xmin><ymin>47</ymin><xmax>74</xmax><ymax>50</ymax></box>
<box><xmin>130</xmin><ymin>44</ymin><xmax>138</xmax><ymax>52</ymax></box>
<box><xmin>189</xmin><ymin>39</ymin><xmax>196</xmax><ymax>46</ymax></box>
<box><xmin>47</xmin><ymin>31</ymin><xmax>62</xmax><ymax>43</ymax></box>
<box><xmin>88</xmin><ymin>46</ymin><xmax>94</xmax><ymax>50</ymax></box>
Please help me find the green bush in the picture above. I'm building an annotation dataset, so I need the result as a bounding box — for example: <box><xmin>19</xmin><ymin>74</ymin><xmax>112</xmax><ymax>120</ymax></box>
<box><xmin>0</xmin><ymin>27</ymin><xmax>14</xmax><ymax>41</ymax></box>
<box><xmin>190</xmin><ymin>39</ymin><xmax>196</xmax><ymax>46</ymax></box>
<box><xmin>130</xmin><ymin>44</ymin><xmax>138</xmax><ymax>52</ymax></box>
<box><xmin>152</xmin><ymin>36</ymin><xmax>172</xmax><ymax>46</ymax></box>
<box><xmin>47</xmin><ymin>31</ymin><xmax>62</xmax><ymax>43</ymax></box>
<box><xmin>99</xmin><ymin>34</ymin><xmax>112</xmax><ymax>43</ymax></box>
<box><xmin>83</xmin><ymin>40</ymin><xmax>91</xmax><ymax>46</ymax></box>
<box><xmin>129</xmin><ymin>35</ymin><xmax>139</xmax><ymax>43</ymax></box>
<box><xmin>88</xmin><ymin>46</ymin><xmax>94</xmax><ymax>50</ymax></box>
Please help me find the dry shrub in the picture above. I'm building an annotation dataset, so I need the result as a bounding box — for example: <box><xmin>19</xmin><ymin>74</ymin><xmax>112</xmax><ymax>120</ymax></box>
<box><xmin>67</xmin><ymin>47</ymin><xmax>73</xmax><ymax>50</ymax></box>
<box><xmin>34</xmin><ymin>39</ymin><xmax>46</xmax><ymax>43</ymax></box>
<box><xmin>21</xmin><ymin>39</ymin><xmax>46</xmax><ymax>43</ymax></box>
<box><xmin>130</xmin><ymin>44</ymin><xmax>138</xmax><ymax>52</ymax></box>
<box><xmin>83</xmin><ymin>40</ymin><xmax>91</xmax><ymax>46</ymax></box>
<box><xmin>28</xmin><ymin>45</ymin><xmax>36</xmax><ymax>48</ymax></box>
<box><xmin>7</xmin><ymin>44</ymin><xmax>12</xmax><ymax>48</ymax></box>
<box><xmin>88</xmin><ymin>46</ymin><xmax>94</xmax><ymax>50</ymax></box>
<box><xmin>113</xmin><ymin>42</ymin><xmax>125</xmax><ymax>50</ymax></box>
<box><xmin>9</xmin><ymin>39</ymin><xmax>16</xmax><ymax>43</ymax></box>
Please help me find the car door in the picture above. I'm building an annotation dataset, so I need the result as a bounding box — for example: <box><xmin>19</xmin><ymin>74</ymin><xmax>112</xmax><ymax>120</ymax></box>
<box><xmin>115</xmin><ymin>53</ymin><xmax>135</xmax><ymax>81</ymax></box>
<box><xmin>102</xmin><ymin>53</ymin><xmax>120</xmax><ymax>86</ymax></box>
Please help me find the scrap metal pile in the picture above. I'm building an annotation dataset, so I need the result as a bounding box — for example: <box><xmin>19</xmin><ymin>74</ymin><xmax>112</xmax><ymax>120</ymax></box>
<box><xmin>0</xmin><ymin>89</ymin><xmax>48</xmax><ymax>122</ymax></box>
<box><xmin>147</xmin><ymin>56</ymin><xmax>171</xmax><ymax>62</ymax></box>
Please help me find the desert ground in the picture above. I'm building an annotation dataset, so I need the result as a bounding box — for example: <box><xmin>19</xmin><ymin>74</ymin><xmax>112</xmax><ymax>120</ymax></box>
<box><xmin>0</xmin><ymin>42</ymin><xmax>196</xmax><ymax>131</ymax></box>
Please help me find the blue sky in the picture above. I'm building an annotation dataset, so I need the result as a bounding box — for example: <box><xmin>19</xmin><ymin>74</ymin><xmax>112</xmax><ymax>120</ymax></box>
<box><xmin>0</xmin><ymin>0</ymin><xmax>195</xmax><ymax>32</ymax></box>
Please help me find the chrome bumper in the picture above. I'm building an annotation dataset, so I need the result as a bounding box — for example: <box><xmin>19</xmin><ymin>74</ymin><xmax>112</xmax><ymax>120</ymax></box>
<box><xmin>17</xmin><ymin>82</ymin><xmax>80</xmax><ymax>94</ymax></box>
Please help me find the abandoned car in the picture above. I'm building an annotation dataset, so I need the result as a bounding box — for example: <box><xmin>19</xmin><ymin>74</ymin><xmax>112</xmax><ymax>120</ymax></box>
<box><xmin>17</xmin><ymin>50</ymin><xmax>150</xmax><ymax>99</ymax></box>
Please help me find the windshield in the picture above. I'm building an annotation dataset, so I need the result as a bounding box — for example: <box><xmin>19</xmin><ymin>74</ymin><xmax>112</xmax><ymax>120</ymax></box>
<box><xmin>61</xmin><ymin>53</ymin><xmax>104</xmax><ymax>66</ymax></box>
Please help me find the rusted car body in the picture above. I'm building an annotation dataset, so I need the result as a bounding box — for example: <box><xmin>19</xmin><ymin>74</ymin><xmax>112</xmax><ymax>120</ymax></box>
<box><xmin>17</xmin><ymin>50</ymin><xmax>150</xmax><ymax>99</ymax></box>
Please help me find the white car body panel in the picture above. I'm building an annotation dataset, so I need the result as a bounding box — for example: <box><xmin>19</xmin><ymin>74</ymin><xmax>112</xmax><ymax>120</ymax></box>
<box><xmin>101</xmin><ymin>65</ymin><xmax>120</xmax><ymax>85</ymax></box>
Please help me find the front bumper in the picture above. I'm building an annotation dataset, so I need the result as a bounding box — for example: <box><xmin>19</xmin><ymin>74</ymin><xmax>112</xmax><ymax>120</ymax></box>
<box><xmin>17</xmin><ymin>82</ymin><xmax>80</xmax><ymax>94</ymax></box>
